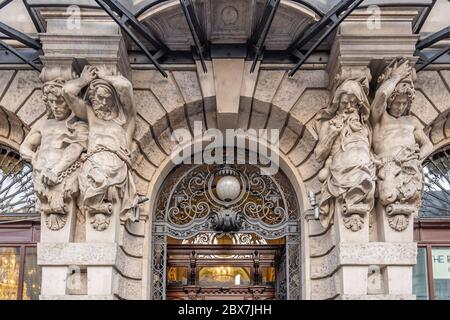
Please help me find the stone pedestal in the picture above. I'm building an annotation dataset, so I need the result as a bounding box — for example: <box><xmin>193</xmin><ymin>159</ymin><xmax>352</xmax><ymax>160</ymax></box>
<box><xmin>376</xmin><ymin>203</ymin><xmax>414</xmax><ymax>243</ymax></box>
<box><xmin>40</xmin><ymin>200</ymin><xmax>77</xmax><ymax>243</ymax></box>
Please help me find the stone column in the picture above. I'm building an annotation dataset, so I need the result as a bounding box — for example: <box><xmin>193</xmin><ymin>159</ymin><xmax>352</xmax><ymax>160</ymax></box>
<box><xmin>320</xmin><ymin>7</ymin><xmax>420</xmax><ymax>299</ymax></box>
<box><xmin>36</xmin><ymin>9</ymin><xmax>133</xmax><ymax>300</ymax></box>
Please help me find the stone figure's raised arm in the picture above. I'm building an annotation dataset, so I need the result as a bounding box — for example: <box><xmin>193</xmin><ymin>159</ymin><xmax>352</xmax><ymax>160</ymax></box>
<box><xmin>95</xmin><ymin>65</ymin><xmax>135</xmax><ymax>119</ymax></box>
<box><xmin>314</xmin><ymin>119</ymin><xmax>341</xmax><ymax>163</ymax></box>
<box><xmin>62</xmin><ymin>66</ymin><xmax>97</xmax><ymax>120</ymax></box>
<box><xmin>371</xmin><ymin>60</ymin><xmax>412</xmax><ymax>125</ymax></box>
<box><xmin>19</xmin><ymin>122</ymin><xmax>42</xmax><ymax>163</ymax></box>
<box><xmin>95</xmin><ymin>65</ymin><xmax>136</xmax><ymax>146</ymax></box>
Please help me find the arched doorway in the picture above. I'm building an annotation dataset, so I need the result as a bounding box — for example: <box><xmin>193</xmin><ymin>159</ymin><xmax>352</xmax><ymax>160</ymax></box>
<box><xmin>150</xmin><ymin>161</ymin><xmax>301</xmax><ymax>300</ymax></box>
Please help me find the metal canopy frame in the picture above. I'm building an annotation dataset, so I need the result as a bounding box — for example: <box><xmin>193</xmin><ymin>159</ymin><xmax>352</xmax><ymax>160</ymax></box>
<box><xmin>415</xmin><ymin>26</ymin><xmax>450</xmax><ymax>72</ymax></box>
<box><xmin>179</xmin><ymin>0</ymin><xmax>208</xmax><ymax>73</ymax></box>
<box><xmin>0</xmin><ymin>0</ymin><xmax>42</xmax><ymax>71</ymax></box>
<box><xmin>248</xmin><ymin>0</ymin><xmax>280</xmax><ymax>73</ymax></box>
<box><xmin>95</xmin><ymin>0</ymin><xmax>167</xmax><ymax>77</ymax></box>
<box><xmin>0</xmin><ymin>0</ymin><xmax>447</xmax><ymax>71</ymax></box>
<box><xmin>288</xmin><ymin>0</ymin><xmax>364</xmax><ymax>77</ymax></box>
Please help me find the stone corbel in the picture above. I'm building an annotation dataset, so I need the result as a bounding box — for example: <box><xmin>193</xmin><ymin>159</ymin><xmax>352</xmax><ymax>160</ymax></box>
<box><xmin>38</xmin><ymin>7</ymin><xmax>131</xmax><ymax>79</ymax></box>
<box><xmin>327</xmin><ymin>7</ymin><xmax>420</xmax><ymax>91</ymax></box>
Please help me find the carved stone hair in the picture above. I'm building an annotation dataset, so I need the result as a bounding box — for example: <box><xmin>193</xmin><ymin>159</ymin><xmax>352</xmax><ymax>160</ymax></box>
<box><xmin>387</xmin><ymin>81</ymin><xmax>415</xmax><ymax>115</ymax></box>
<box><xmin>86</xmin><ymin>79</ymin><xmax>115</xmax><ymax>103</ymax></box>
<box><xmin>42</xmin><ymin>78</ymin><xmax>65</xmax><ymax>119</ymax></box>
<box><xmin>377</xmin><ymin>57</ymin><xmax>416</xmax><ymax>115</ymax></box>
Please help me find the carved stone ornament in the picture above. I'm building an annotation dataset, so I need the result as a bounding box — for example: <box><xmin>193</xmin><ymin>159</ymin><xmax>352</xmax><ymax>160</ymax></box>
<box><xmin>314</xmin><ymin>77</ymin><xmax>376</xmax><ymax>231</ymax></box>
<box><xmin>371</xmin><ymin>57</ymin><xmax>433</xmax><ymax>232</ymax></box>
<box><xmin>20</xmin><ymin>78</ymin><xmax>88</xmax><ymax>231</ymax></box>
<box><xmin>61</xmin><ymin>65</ymin><xmax>140</xmax><ymax>231</ymax></box>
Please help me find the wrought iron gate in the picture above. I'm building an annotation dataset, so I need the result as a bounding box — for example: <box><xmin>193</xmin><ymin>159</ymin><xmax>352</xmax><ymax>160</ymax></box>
<box><xmin>150</xmin><ymin>163</ymin><xmax>302</xmax><ymax>299</ymax></box>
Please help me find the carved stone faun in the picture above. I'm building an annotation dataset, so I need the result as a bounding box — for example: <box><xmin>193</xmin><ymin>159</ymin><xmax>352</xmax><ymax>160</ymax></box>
<box><xmin>314</xmin><ymin>78</ymin><xmax>376</xmax><ymax>232</ymax></box>
<box><xmin>371</xmin><ymin>58</ymin><xmax>433</xmax><ymax>231</ymax></box>
<box><xmin>62</xmin><ymin>65</ymin><xmax>139</xmax><ymax>231</ymax></box>
<box><xmin>20</xmin><ymin>78</ymin><xmax>88</xmax><ymax>231</ymax></box>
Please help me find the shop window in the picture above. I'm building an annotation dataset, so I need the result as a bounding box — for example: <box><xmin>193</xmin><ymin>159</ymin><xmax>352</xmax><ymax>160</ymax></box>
<box><xmin>0</xmin><ymin>245</ymin><xmax>40</xmax><ymax>300</ymax></box>
<box><xmin>0</xmin><ymin>247</ymin><xmax>20</xmax><ymax>299</ymax></box>
<box><xmin>413</xmin><ymin>247</ymin><xmax>429</xmax><ymax>300</ymax></box>
<box><xmin>0</xmin><ymin>145</ymin><xmax>40</xmax><ymax>300</ymax></box>
<box><xmin>431</xmin><ymin>247</ymin><xmax>450</xmax><ymax>300</ymax></box>
<box><xmin>22</xmin><ymin>247</ymin><xmax>41</xmax><ymax>300</ymax></box>
<box><xmin>412</xmin><ymin>245</ymin><xmax>450</xmax><ymax>300</ymax></box>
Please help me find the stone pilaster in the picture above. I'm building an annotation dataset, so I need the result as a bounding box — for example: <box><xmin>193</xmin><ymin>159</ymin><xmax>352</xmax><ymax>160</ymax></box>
<box><xmin>321</xmin><ymin>7</ymin><xmax>420</xmax><ymax>300</ymax></box>
<box><xmin>36</xmin><ymin>8</ymin><xmax>133</xmax><ymax>300</ymax></box>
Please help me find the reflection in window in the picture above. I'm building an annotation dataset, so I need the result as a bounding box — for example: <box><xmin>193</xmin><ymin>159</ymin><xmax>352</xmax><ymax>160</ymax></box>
<box><xmin>413</xmin><ymin>248</ymin><xmax>429</xmax><ymax>300</ymax></box>
<box><xmin>261</xmin><ymin>267</ymin><xmax>276</xmax><ymax>286</ymax></box>
<box><xmin>167</xmin><ymin>267</ymin><xmax>188</xmax><ymax>286</ymax></box>
<box><xmin>0</xmin><ymin>247</ymin><xmax>20</xmax><ymax>300</ymax></box>
<box><xmin>22</xmin><ymin>247</ymin><xmax>41</xmax><ymax>300</ymax></box>
<box><xmin>198</xmin><ymin>266</ymin><xmax>250</xmax><ymax>286</ymax></box>
<box><xmin>432</xmin><ymin>247</ymin><xmax>450</xmax><ymax>300</ymax></box>
<box><xmin>0</xmin><ymin>145</ymin><xmax>35</xmax><ymax>215</ymax></box>
<box><xmin>420</xmin><ymin>148</ymin><xmax>450</xmax><ymax>218</ymax></box>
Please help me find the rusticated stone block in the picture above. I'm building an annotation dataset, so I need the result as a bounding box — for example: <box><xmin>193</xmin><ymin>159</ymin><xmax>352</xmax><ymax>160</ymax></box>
<box><xmin>38</xmin><ymin>242</ymin><xmax>119</xmax><ymax>266</ymax></box>
<box><xmin>0</xmin><ymin>107</ymin><xmax>10</xmax><ymax>138</ymax></box>
<box><xmin>134</xmin><ymin>89</ymin><xmax>168</xmax><ymax>136</ymax></box>
<box><xmin>310</xmin><ymin>226</ymin><xmax>336</xmax><ymax>257</ymax></box>
<box><xmin>121</xmin><ymin>227</ymin><xmax>144</xmax><ymax>258</ymax></box>
<box><xmin>279</xmin><ymin>126</ymin><xmax>299</xmax><ymax>154</ymax></box>
<box><xmin>117</xmin><ymin>277</ymin><xmax>142</xmax><ymax>300</ymax></box>
<box><xmin>250</xmin><ymin>70</ymin><xmax>285</xmax><ymax>129</ymax></box>
<box><xmin>288</xmin><ymin>125</ymin><xmax>317</xmax><ymax>166</ymax></box>
<box><xmin>132</xmin><ymin>152</ymin><xmax>157</xmax><ymax>182</ymax></box>
<box><xmin>410</xmin><ymin>91</ymin><xmax>438</xmax><ymax>126</ymax></box>
<box><xmin>1</xmin><ymin>70</ymin><xmax>41</xmax><ymax>112</ymax></box>
<box><xmin>290</xmin><ymin>89</ymin><xmax>330</xmax><ymax>126</ymax></box>
<box><xmin>6</xmin><ymin>112</ymin><xmax>25</xmax><ymax>145</ymax></box>
<box><xmin>311</xmin><ymin>275</ymin><xmax>339</xmax><ymax>300</ymax></box>
<box><xmin>16</xmin><ymin>89</ymin><xmax>46</xmax><ymax>126</ymax></box>
<box><xmin>415</xmin><ymin>71</ymin><xmax>450</xmax><ymax>113</ymax></box>
<box><xmin>173</xmin><ymin>71</ymin><xmax>205</xmax><ymax>130</ymax></box>
<box><xmin>297</xmin><ymin>153</ymin><xmax>323</xmax><ymax>181</ymax></box>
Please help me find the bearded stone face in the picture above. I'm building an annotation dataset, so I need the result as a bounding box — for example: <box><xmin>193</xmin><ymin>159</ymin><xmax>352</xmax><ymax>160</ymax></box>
<box><xmin>90</xmin><ymin>86</ymin><xmax>117</xmax><ymax>120</ymax></box>
<box><xmin>338</xmin><ymin>93</ymin><xmax>359</xmax><ymax>116</ymax></box>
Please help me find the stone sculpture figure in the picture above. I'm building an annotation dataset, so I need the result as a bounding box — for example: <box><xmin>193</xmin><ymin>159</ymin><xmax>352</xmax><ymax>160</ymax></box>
<box><xmin>314</xmin><ymin>78</ymin><xmax>376</xmax><ymax>231</ymax></box>
<box><xmin>20</xmin><ymin>79</ymin><xmax>88</xmax><ymax>230</ymax></box>
<box><xmin>62</xmin><ymin>65</ymin><xmax>139</xmax><ymax>231</ymax></box>
<box><xmin>371</xmin><ymin>58</ymin><xmax>433</xmax><ymax>231</ymax></box>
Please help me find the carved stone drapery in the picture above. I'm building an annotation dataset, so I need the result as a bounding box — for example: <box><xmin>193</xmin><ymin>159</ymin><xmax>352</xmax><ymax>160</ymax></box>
<box><xmin>61</xmin><ymin>65</ymin><xmax>139</xmax><ymax>231</ymax></box>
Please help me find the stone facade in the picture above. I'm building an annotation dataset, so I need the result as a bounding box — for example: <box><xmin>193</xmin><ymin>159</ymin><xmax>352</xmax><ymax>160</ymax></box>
<box><xmin>0</xmin><ymin>0</ymin><xmax>449</xmax><ymax>300</ymax></box>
